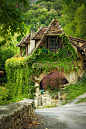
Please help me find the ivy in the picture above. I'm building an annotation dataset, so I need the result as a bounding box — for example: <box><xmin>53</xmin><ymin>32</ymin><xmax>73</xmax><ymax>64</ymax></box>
<box><xmin>4</xmin><ymin>34</ymin><xmax>80</xmax><ymax>103</ymax></box>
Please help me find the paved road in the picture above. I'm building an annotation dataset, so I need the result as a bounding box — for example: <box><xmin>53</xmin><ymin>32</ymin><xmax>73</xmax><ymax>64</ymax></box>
<box><xmin>24</xmin><ymin>102</ymin><xmax>86</xmax><ymax>129</ymax></box>
<box><xmin>24</xmin><ymin>93</ymin><xmax>86</xmax><ymax>129</ymax></box>
<box><xmin>34</xmin><ymin>102</ymin><xmax>86</xmax><ymax>129</ymax></box>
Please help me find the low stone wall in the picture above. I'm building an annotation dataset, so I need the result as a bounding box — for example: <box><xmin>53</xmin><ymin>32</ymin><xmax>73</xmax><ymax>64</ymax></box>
<box><xmin>0</xmin><ymin>99</ymin><xmax>34</xmax><ymax>129</ymax></box>
<box><xmin>35</xmin><ymin>84</ymin><xmax>69</xmax><ymax>108</ymax></box>
<box><xmin>35</xmin><ymin>91</ymin><xmax>58</xmax><ymax>108</ymax></box>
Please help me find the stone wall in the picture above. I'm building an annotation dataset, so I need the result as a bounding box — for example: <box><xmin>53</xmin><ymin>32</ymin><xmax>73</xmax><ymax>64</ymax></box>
<box><xmin>35</xmin><ymin>91</ymin><xmax>58</xmax><ymax>108</ymax></box>
<box><xmin>0</xmin><ymin>99</ymin><xmax>34</xmax><ymax>129</ymax></box>
<box><xmin>35</xmin><ymin>83</ymin><xmax>69</xmax><ymax>108</ymax></box>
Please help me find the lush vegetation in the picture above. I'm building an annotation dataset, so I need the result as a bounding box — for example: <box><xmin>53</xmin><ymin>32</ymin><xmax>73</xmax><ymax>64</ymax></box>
<box><xmin>25</xmin><ymin>1</ymin><xmax>60</xmax><ymax>31</ymax></box>
<box><xmin>0</xmin><ymin>49</ymin><xmax>14</xmax><ymax>85</ymax></box>
<box><xmin>76</xmin><ymin>97</ymin><xmax>86</xmax><ymax>103</ymax></box>
<box><xmin>0</xmin><ymin>34</ymin><xmax>80</xmax><ymax>105</ymax></box>
<box><xmin>60</xmin><ymin>2</ymin><xmax>86</xmax><ymax>39</ymax></box>
<box><xmin>25</xmin><ymin>0</ymin><xmax>86</xmax><ymax>39</ymax></box>
<box><xmin>0</xmin><ymin>0</ymin><xmax>86</xmax><ymax>49</ymax></box>
<box><xmin>42</xmin><ymin>72</ymin><xmax>67</xmax><ymax>98</ymax></box>
<box><xmin>0</xmin><ymin>0</ymin><xmax>29</xmax><ymax>39</ymax></box>
<box><xmin>62</xmin><ymin>0</ymin><xmax>86</xmax><ymax>7</ymax></box>
<box><xmin>64</xmin><ymin>74</ymin><xmax>86</xmax><ymax>104</ymax></box>
<box><xmin>0</xmin><ymin>0</ymin><xmax>85</xmax><ymax>59</ymax></box>
<box><xmin>0</xmin><ymin>0</ymin><xmax>86</xmax><ymax>105</ymax></box>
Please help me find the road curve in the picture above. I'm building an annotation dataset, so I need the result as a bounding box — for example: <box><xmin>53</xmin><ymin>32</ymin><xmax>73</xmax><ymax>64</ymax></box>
<box><xmin>35</xmin><ymin>102</ymin><xmax>86</xmax><ymax>129</ymax></box>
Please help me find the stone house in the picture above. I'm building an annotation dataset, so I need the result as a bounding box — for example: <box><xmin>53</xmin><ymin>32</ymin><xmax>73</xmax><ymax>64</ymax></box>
<box><xmin>17</xmin><ymin>19</ymin><xmax>86</xmax><ymax>107</ymax></box>
<box><xmin>17</xmin><ymin>19</ymin><xmax>86</xmax><ymax>56</ymax></box>
<box><xmin>17</xmin><ymin>18</ymin><xmax>86</xmax><ymax>77</ymax></box>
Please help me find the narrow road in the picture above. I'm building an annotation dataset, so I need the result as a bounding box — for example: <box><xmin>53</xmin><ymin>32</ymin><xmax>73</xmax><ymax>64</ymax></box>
<box><xmin>35</xmin><ymin>102</ymin><xmax>86</xmax><ymax>129</ymax></box>
<box><xmin>24</xmin><ymin>102</ymin><xmax>86</xmax><ymax>129</ymax></box>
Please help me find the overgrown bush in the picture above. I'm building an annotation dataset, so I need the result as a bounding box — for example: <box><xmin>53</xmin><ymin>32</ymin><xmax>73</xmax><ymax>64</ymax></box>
<box><xmin>3</xmin><ymin>34</ymin><xmax>79</xmax><ymax>105</ymax></box>
<box><xmin>42</xmin><ymin>72</ymin><xmax>67</xmax><ymax>98</ymax></box>
<box><xmin>0</xmin><ymin>49</ymin><xmax>14</xmax><ymax>85</ymax></box>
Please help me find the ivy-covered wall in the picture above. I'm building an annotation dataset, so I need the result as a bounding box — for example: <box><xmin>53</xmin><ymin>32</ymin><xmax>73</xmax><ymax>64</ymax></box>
<box><xmin>5</xmin><ymin>34</ymin><xmax>81</xmax><ymax>102</ymax></box>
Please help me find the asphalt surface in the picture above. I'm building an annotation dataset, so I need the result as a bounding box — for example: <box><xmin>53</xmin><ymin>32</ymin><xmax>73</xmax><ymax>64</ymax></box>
<box><xmin>24</xmin><ymin>93</ymin><xmax>86</xmax><ymax>129</ymax></box>
<box><xmin>24</xmin><ymin>102</ymin><xmax>86</xmax><ymax>129</ymax></box>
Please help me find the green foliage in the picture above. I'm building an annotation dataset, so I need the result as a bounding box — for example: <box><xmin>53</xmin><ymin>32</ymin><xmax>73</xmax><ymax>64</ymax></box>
<box><xmin>0</xmin><ymin>0</ymin><xmax>28</xmax><ymax>36</ymax></box>
<box><xmin>0</xmin><ymin>49</ymin><xmax>14</xmax><ymax>85</ymax></box>
<box><xmin>36</xmin><ymin>0</ymin><xmax>43</xmax><ymax>4</ymax></box>
<box><xmin>59</xmin><ymin>1</ymin><xmax>86</xmax><ymax>39</ymax></box>
<box><xmin>25</xmin><ymin>1</ymin><xmax>60</xmax><ymax>31</ymax></box>
<box><xmin>0</xmin><ymin>0</ymin><xmax>86</xmax><ymax>105</ymax></box>
<box><xmin>0</xmin><ymin>86</ymin><xmax>9</xmax><ymax>105</ymax></box>
<box><xmin>76</xmin><ymin>97</ymin><xmax>86</xmax><ymax>103</ymax></box>
<box><xmin>3</xmin><ymin>34</ymin><xmax>80</xmax><ymax>105</ymax></box>
<box><xmin>0</xmin><ymin>0</ymin><xmax>29</xmax><ymax>46</ymax></box>
<box><xmin>0</xmin><ymin>39</ymin><xmax>6</xmax><ymax>47</ymax></box>
<box><xmin>64</xmin><ymin>74</ymin><xmax>86</xmax><ymax>104</ymax></box>
<box><xmin>5</xmin><ymin>56</ymin><xmax>35</xmax><ymax>105</ymax></box>
<box><xmin>74</xmin><ymin>4</ymin><xmax>86</xmax><ymax>39</ymax></box>
<box><xmin>1</xmin><ymin>0</ymin><xmax>85</xmax><ymax>48</ymax></box>
<box><xmin>24</xmin><ymin>0</ymin><xmax>86</xmax><ymax>40</ymax></box>
<box><xmin>63</xmin><ymin>0</ymin><xmax>86</xmax><ymax>8</ymax></box>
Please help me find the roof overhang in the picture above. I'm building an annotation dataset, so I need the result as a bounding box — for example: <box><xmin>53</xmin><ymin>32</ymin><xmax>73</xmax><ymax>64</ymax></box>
<box><xmin>68</xmin><ymin>36</ymin><xmax>86</xmax><ymax>43</ymax></box>
<box><xmin>70</xmin><ymin>40</ymin><xmax>84</xmax><ymax>53</ymax></box>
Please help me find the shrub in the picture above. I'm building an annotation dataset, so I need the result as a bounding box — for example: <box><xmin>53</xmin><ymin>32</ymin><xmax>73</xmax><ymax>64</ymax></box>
<box><xmin>0</xmin><ymin>49</ymin><xmax>14</xmax><ymax>85</ymax></box>
<box><xmin>0</xmin><ymin>86</ymin><xmax>9</xmax><ymax>105</ymax></box>
<box><xmin>42</xmin><ymin>72</ymin><xmax>68</xmax><ymax>98</ymax></box>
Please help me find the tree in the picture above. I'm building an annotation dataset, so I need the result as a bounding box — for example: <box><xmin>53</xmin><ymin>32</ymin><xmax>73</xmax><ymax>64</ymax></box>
<box><xmin>74</xmin><ymin>4</ymin><xmax>86</xmax><ymax>39</ymax></box>
<box><xmin>51</xmin><ymin>0</ymin><xmax>86</xmax><ymax>8</ymax></box>
<box><xmin>25</xmin><ymin>3</ymin><xmax>59</xmax><ymax>31</ymax></box>
<box><xmin>0</xmin><ymin>0</ymin><xmax>29</xmax><ymax>42</ymax></box>
<box><xmin>59</xmin><ymin>1</ymin><xmax>78</xmax><ymax>37</ymax></box>
<box><xmin>62</xmin><ymin>0</ymin><xmax>86</xmax><ymax>7</ymax></box>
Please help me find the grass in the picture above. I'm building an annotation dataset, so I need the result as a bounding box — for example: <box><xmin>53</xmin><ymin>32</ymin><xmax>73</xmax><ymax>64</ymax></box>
<box><xmin>64</xmin><ymin>73</ymin><xmax>86</xmax><ymax>104</ymax></box>
<box><xmin>76</xmin><ymin>97</ymin><xmax>86</xmax><ymax>103</ymax></box>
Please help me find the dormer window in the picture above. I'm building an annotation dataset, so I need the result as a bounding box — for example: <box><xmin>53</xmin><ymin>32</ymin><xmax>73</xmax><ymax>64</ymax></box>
<box><xmin>50</xmin><ymin>37</ymin><xmax>59</xmax><ymax>49</ymax></box>
<box><xmin>48</xmin><ymin>36</ymin><xmax>61</xmax><ymax>52</ymax></box>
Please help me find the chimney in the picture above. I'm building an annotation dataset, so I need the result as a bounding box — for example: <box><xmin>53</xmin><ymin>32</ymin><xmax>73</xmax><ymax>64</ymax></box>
<box><xmin>31</xmin><ymin>30</ymin><xmax>36</xmax><ymax>38</ymax></box>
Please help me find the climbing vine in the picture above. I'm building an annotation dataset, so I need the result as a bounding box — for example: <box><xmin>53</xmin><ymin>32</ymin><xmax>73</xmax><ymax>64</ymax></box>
<box><xmin>4</xmin><ymin>34</ymin><xmax>80</xmax><ymax>103</ymax></box>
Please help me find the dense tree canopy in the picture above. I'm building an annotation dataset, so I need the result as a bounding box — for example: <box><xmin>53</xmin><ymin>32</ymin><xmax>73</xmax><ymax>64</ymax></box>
<box><xmin>0</xmin><ymin>0</ymin><xmax>29</xmax><ymax>42</ymax></box>
<box><xmin>25</xmin><ymin>0</ymin><xmax>62</xmax><ymax>31</ymax></box>
<box><xmin>25</xmin><ymin>0</ymin><xmax>86</xmax><ymax>39</ymax></box>
<box><xmin>59</xmin><ymin>1</ymin><xmax>86</xmax><ymax>39</ymax></box>
<box><xmin>0</xmin><ymin>0</ymin><xmax>86</xmax><ymax>49</ymax></box>
<box><xmin>63</xmin><ymin>0</ymin><xmax>86</xmax><ymax>7</ymax></box>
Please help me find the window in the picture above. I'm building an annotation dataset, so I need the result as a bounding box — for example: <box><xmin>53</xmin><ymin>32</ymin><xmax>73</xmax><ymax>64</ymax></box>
<box><xmin>48</xmin><ymin>37</ymin><xmax>60</xmax><ymax>52</ymax></box>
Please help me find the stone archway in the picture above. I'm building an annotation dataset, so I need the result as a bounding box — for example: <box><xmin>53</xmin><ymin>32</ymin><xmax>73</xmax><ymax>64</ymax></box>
<box><xmin>34</xmin><ymin>69</ymin><xmax>78</xmax><ymax>108</ymax></box>
<box><xmin>40</xmin><ymin>72</ymin><xmax>68</xmax><ymax>90</ymax></box>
